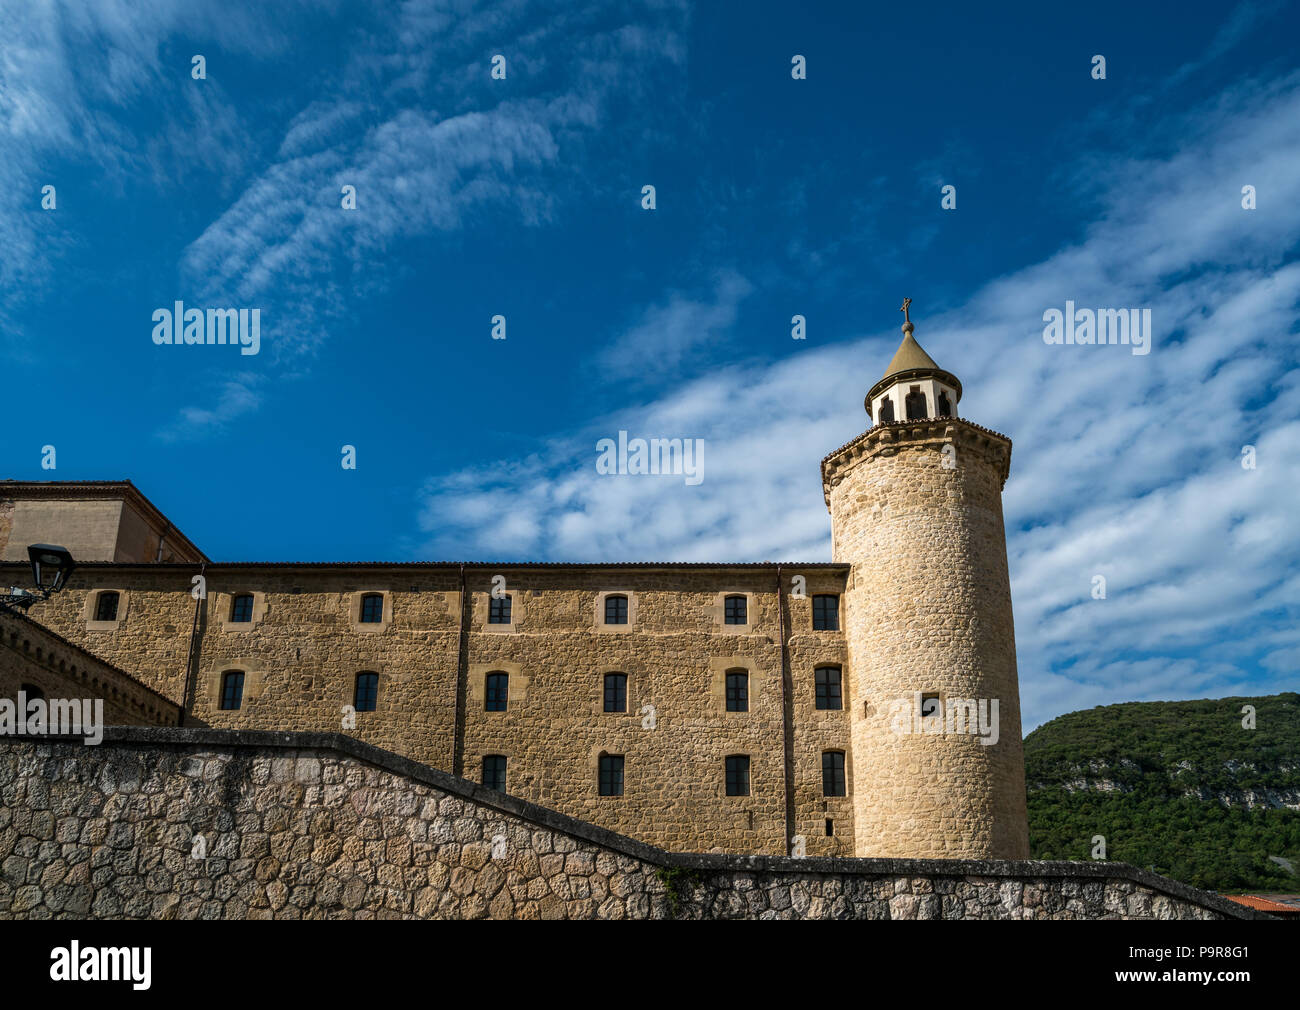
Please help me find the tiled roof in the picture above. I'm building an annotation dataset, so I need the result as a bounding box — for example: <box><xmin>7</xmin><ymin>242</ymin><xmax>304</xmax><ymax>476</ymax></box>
<box><xmin>1221</xmin><ymin>895</ymin><xmax>1300</xmax><ymax>913</ymax></box>
<box><xmin>1</xmin><ymin>560</ymin><xmax>849</xmax><ymax>570</ymax></box>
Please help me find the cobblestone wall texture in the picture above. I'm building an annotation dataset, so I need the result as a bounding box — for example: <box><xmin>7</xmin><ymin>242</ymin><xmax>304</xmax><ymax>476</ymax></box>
<box><xmin>0</xmin><ymin>732</ymin><xmax>1262</xmax><ymax>920</ymax></box>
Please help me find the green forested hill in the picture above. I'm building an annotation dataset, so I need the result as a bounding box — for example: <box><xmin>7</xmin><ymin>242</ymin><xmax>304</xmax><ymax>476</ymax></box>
<box><xmin>1025</xmin><ymin>692</ymin><xmax>1300</xmax><ymax>891</ymax></box>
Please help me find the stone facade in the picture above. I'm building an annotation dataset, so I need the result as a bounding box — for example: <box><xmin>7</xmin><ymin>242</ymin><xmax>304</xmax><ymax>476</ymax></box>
<box><xmin>0</xmin><ymin>610</ymin><xmax>180</xmax><ymax>730</ymax></box>
<box><xmin>824</xmin><ymin>417</ymin><xmax>1030</xmax><ymax>859</ymax></box>
<box><xmin>0</xmin><ymin>730</ymin><xmax>1265</xmax><ymax>920</ymax></box>
<box><xmin>0</xmin><ymin>326</ymin><xmax>1033</xmax><ymax>863</ymax></box>
<box><xmin>3</xmin><ymin>562</ymin><xmax>853</xmax><ymax>857</ymax></box>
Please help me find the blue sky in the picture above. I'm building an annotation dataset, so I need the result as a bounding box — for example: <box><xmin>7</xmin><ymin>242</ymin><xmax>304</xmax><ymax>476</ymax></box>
<box><xmin>2</xmin><ymin>0</ymin><xmax>1297</xmax><ymax>729</ymax></box>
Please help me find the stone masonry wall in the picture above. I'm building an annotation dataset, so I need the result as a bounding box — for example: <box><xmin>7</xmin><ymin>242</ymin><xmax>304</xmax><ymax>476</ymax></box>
<box><xmin>0</xmin><ymin>610</ymin><xmax>180</xmax><ymax>729</ymax></box>
<box><xmin>0</xmin><ymin>730</ymin><xmax>1265</xmax><ymax>920</ymax></box>
<box><xmin>824</xmin><ymin>419</ymin><xmax>1030</xmax><ymax>859</ymax></box>
<box><xmin>3</xmin><ymin>564</ymin><xmax>853</xmax><ymax>857</ymax></box>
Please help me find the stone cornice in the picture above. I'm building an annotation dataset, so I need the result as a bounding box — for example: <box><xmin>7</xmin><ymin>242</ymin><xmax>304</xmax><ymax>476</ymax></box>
<box><xmin>820</xmin><ymin>418</ymin><xmax>1013</xmax><ymax>508</ymax></box>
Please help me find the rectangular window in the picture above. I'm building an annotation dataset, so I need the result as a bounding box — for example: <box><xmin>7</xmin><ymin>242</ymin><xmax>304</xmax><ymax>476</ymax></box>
<box><xmin>599</xmin><ymin>755</ymin><xmax>624</xmax><ymax>796</ymax></box>
<box><xmin>815</xmin><ymin>667</ymin><xmax>843</xmax><ymax>710</ymax></box>
<box><xmin>725</xmin><ymin>755</ymin><xmax>750</xmax><ymax>796</ymax></box>
<box><xmin>485</xmin><ymin>672</ymin><xmax>509</xmax><ymax>711</ymax></box>
<box><xmin>725</xmin><ymin>671</ymin><xmax>749</xmax><ymax>712</ymax></box>
<box><xmin>482</xmin><ymin>755</ymin><xmax>507</xmax><ymax>792</ymax></box>
<box><xmin>603</xmin><ymin>673</ymin><xmax>627</xmax><ymax>713</ymax></box>
<box><xmin>488</xmin><ymin>594</ymin><xmax>512</xmax><ymax>624</ymax></box>
<box><xmin>812</xmin><ymin>594</ymin><xmax>839</xmax><ymax>631</ymax></box>
<box><xmin>220</xmin><ymin>672</ymin><xmax>244</xmax><ymax>711</ymax></box>
<box><xmin>724</xmin><ymin>595</ymin><xmax>747</xmax><ymax>625</ymax></box>
<box><xmin>360</xmin><ymin>593</ymin><xmax>384</xmax><ymax>623</ymax></box>
<box><xmin>94</xmin><ymin>592</ymin><xmax>119</xmax><ymax>622</ymax></box>
<box><xmin>230</xmin><ymin>594</ymin><xmax>254</xmax><ymax>623</ymax></box>
<box><xmin>354</xmin><ymin>672</ymin><xmax>378</xmax><ymax>712</ymax></box>
<box><xmin>822</xmin><ymin>751</ymin><xmax>846</xmax><ymax>797</ymax></box>
<box><xmin>604</xmin><ymin>595</ymin><xmax>628</xmax><ymax>624</ymax></box>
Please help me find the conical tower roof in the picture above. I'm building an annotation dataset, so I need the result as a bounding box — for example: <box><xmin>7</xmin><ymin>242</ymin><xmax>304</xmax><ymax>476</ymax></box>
<box><xmin>865</xmin><ymin>298</ymin><xmax>962</xmax><ymax>408</ymax></box>
<box><xmin>880</xmin><ymin>330</ymin><xmax>939</xmax><ymax>383</ymax></box>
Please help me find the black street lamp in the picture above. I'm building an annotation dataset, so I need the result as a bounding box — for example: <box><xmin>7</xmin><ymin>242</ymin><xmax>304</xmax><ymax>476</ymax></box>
<box><xmin>0</xmin><ymin>544</ymin><xmax>77</xmax><ymax>612</ymax></box>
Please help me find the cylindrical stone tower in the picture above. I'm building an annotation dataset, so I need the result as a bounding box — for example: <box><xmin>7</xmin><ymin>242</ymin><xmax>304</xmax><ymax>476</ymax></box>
<box><xmin>823</xmin><ymin>302</ymin><xmax>1029</xmax><ymax>859</ymax></box>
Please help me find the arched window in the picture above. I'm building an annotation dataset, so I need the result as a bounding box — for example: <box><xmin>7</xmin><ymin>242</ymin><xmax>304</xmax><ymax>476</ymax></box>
<box><xmin>815</xmin><ymin>666</ymin><xmax>842</xmax><ymax>710</ymax></box>
<box><xmin>482</xmin><ymin>755</ymin><xmax>507</xmax><ymax>792</ymax></box>
<box><xmin>937</xmin><ymin>390</ymin><xmax>952</xmax><ymax>416</ymax></box>
<box><xmin>878</xmin><ymin>396</ymin><xmax>895</xmax><ymax>424</ymax></box>
<box><xmin>230</xmin><ymin>594</ymin><xmax>254</xmax><ymax>623</ymax></box>
<box><xmin>20</xmin><ymin>683</ymin><xmax>43</xmax><ymax>702</ymax></box>
<box><xmin>725</xmin><ymin>670</ymin><xmax>749</xmax><ymax>712</ymax></box>
<box><xmin>94</xmin><ymin>591</ymin><xmax>120</xmax><ymax>622</ymax></box>
<box><xmin>485</xmin><ymin>671</ymin><xmax>509</xmax><ymax>711</ymax></box>
<box><xmin>603</xmin><ymin>673</ymin><xmax>627</xmax><ymax>712</ymax></box>
<box><xmin>724</xmin><ymin>594</ymin><xmax>747</xmax><ymax>625</ymax></box>
<box><xmin>354</xmin><ymin>672</ymin><xmax>379</xmax><ymax>712</ymax></box>
<box><xmin>360</xmin><ymin>593</ymin><xmax>384</xmax><ymax>623</ymax></box>
<box><xmin>725</xmin><ymin>755</ymin><xmax>750</xmax><ymax>796</ymax></box>
<box><xmin>812</xmin><ymin>594</ymin><xmax>839</xmax><ymax>631</ymax></box>
<box><xmin>488</xmin><ymin>594</ymin><xmax>512</xmax><ymax>624</ymax></box>
<box><xmin>220</xmin><ymin>671</ymin><xmax>245</xmax><ymax>710</ymax></box>
<box><xmin>905</xmin><ymin>386</ymin><xmax>927</xmax><ymax>420</ymax></box>
<box><xmin>599</xmin><ymin>754</ymin><xmax>624</xmax><ymax>796</ymax></box>
<box><xmin>604</xmin><ymin>594</ymin><xmax>628</xmax><ymax>625</ymax></box>
<box><xmin>822</xmin><ymin>751</ymin><xmax>846</xmax><ymax>797</ymax></box>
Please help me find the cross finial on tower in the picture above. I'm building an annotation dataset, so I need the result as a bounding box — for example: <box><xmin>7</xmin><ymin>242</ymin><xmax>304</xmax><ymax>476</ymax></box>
<box><xmin>899</xmin><ymin>297</ymin><xmax>914</xmax><ymax>333</ymax></box>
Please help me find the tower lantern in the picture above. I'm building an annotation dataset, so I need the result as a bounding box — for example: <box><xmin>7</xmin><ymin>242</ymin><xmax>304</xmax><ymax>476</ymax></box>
<box><xmin>866</xmin><ymin>298</ymin><xmax>962</xmax><ymax>424</ymax></box>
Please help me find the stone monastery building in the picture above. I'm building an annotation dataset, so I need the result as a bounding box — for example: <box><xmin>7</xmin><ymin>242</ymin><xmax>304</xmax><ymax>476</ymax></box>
<box><xmin>1</xmin><ymin>312</ymin><xmax>1030</xmax><ymax>862</ymax></box>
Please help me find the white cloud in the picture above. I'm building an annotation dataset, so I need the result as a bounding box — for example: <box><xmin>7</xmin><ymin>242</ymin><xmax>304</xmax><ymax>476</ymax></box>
<box><xmin>417</xmin><ymin>71</ymin><xmax>1300</xmax><ymax>730</ymax></box>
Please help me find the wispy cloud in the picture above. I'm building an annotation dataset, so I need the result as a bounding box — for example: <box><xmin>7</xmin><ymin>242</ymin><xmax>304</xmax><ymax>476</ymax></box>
<box><xmin>416</xmin><ymin>69</ymin><xmax>1300</xmax><ymax>729</ymax></box>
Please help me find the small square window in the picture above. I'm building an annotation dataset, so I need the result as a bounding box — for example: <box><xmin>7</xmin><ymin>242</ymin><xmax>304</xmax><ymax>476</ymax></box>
<box><xmin>812</xmin><ymin>595</ymin><xmax>839</xmax><ymax>631</ymax></box>
<box><xmin>604</xmin><ymin>595</ymin><xmax>628</xmax><ymax>625</ymax></box>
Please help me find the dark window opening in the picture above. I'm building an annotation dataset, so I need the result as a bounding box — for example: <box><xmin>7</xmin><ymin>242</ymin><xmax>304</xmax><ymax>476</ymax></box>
<box><xmin>220</xmin><ymin>671</ymin><xmax>244</xmax><ymax>711</ymax></box>
<box><xmin>354</xmin><ymin>672</ymin><xmax>378</xmax><ymax>712</ymax></box>
<box><xmin>488</xmin><ymin>594</ymin><xmax>512</xmax><ymax>624</ymax></box>
<box><xmin>603</xmin><ymin>673</ymin><xmax>627</xmax><ymax>713</ymax></box>
<box><xmin>815</xmin><ymin>666</ymin><xmax>843</xmax><ymax>710</ymax></box>
<box><xmin>94</xmin><ymin>591</ymin><xmax>120</xmax><ymax>622</ymax></box>
<box><xmin>725</xmin><ymin>671</ymin><xmax>749</xmax><ymax>712</ymax></box>
<box><xmin>604</xmin><ymin>594</ymin><xmax>629</xmax><ymax>625</ymax></box>
<box><xmin>878</xmin><ymin>396</ymin><xmax>895</xmax><ymax>424</ymax></box>
<box><xmin>938</xmin><ymin>390</ymin><xmax>952</xmax><ymax>416</ymax></box>
<box><xmin>825</xmin><ymin>818</ymin><xmax>834</xmax><ymax>837</ymax></box>
<box><xmin>921</xmin><ymin>692</ymin><xmax>941</xmax><ymax>719</ymax></box>
<box><xmin>822</xmin><ymin>751</ymin><xmax>846</xmax><ymax>797</ymax></box>
<box><xmin>483</xmin><ymin>755</ymin><xmax>507</xmax><ymax>792</ymax></box>
<box><xmin>485</xmin><ymin>672</ymin><xmax>509</xmax><ymax>711</ymax></box>
<box><xmin>725</xmin><ymin>755</ymin><xmax>750</xmax><ymax>796</ymax></box>
<box><xmin>360</xmin><ymin>593</ymin><xmax>384</xmax><ymax>623</ymax></box>
<box><xmin>20</xmin><ymin>683</ymin><xmax>43</xmax><ymax>701</ymax></box>
<box><xmin>599</xmin><ymin>754</ymin><xmax>624</xmax><ymax>796</ymax></box>
<box><xmin>230</xmin><ymin>594</ymin><xmax>254</xmax><ymax>623</ymax></box>
<box><xmin>812</xmin><ymin>595</ymin><xmax>839</xmax><ymax>631</ymax></box>
<box><xmin>905</xmin><ymin>386</ymin><xmax>928</xmax><ymax>420</ymax></box>
<box><xmin>724</xmin><ymin>595</ymin><xmax>747</xmax><ymax>625</ymax></box>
